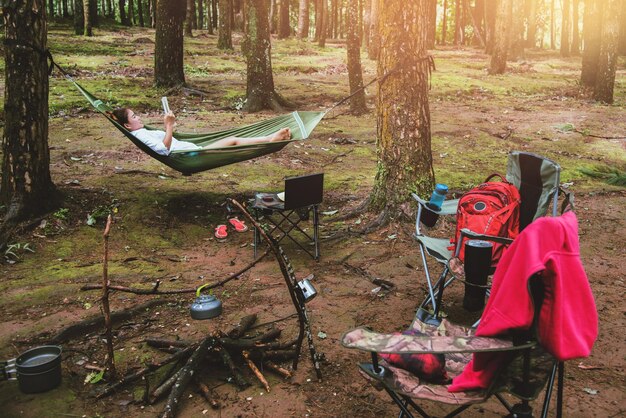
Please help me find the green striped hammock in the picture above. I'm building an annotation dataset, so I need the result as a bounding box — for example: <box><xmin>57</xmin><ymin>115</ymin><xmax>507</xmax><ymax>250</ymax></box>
<box><xmin>73</xmin><ymin>82</ymin><xmax>326</xmax><ymax>175</ymax></box>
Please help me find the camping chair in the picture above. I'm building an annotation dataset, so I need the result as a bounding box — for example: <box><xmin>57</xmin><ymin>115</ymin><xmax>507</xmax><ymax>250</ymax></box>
<box><xmin>412</xmin><ymin>151</ymin><xmax>561</xmax><ymax>320</ymax></box>
<box><xmin>342</xmin><ymin>211</ymin><xmax>596</xmax><ymax>418</ymax></box>
<box><xmin>250</xmin><ymin>173</ymin><xmax>324</xmax><ymax>260</ymax></box>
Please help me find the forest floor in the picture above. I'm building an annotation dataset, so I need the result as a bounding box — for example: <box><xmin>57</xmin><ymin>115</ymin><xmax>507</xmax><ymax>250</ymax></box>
<box><xmin>0</xmin><ymin>21</ymin><xmax>625</xmax><ymax>418</ymax></box>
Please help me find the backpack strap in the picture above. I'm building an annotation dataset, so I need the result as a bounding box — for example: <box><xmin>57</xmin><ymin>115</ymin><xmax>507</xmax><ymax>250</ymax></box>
<box><xmin>483</xmin><ymin>173</ymin><xmax>508</xmax><ymax>183</ymax></box>
<box><xmin>559</xmin><ymin>187</ymin><xmax>575</xmax><ymax>214</ymax></box>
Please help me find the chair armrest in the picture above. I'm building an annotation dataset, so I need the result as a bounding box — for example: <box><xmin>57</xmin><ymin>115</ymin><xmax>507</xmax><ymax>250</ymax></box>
<box><xmin>411</xmin><ymin>193</ymin><xmax>459</xmax><ymax>216</ymax></box>
<box><xmin>459</xmin><ymin>228</ymin><xmax>514</xmax><ymax>246</ymax></box>
<box><xmin>341</xmin><ymin>327</ymin><xmax>535</xmax><ymax>355</ymax></box>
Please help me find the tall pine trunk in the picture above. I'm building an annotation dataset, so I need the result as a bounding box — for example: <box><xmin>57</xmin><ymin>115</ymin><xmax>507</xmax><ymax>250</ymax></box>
<box><xmin>368</xmin><ymin>0</ymin><xmax>380</xmax><ymax>59</ymax></box>
<box><xmin>371</xmin><ymin>0</ymin><xmax>435</xmax><ymax>214</ymax></box>
<box><xmin>84</xmin><ymin>0</ymin><xmax>92</xmax><ymax>35</ymax></box>
<box><xmin>278</xmin><ymin>0</ymin><xmax>290</xmax><ymax>38</ymax></box>
<box><xmin>526</xmin><ymin>0</ymin><xmax>538</xmax><ymax>47</ymax></box>
<box><xmin>154</xmin><ymin>0</ymin><xmax>186</xmax><ymax>87</ymax></box>
<box><xmin>484</xmin><ymin>0</ymin><xmax>496</xmax><ymax>53</ymax></box>
<box><xmin>619</xmin><ymin>0</ymin><xmax>626</xmax><ymax>55</ymax></box>
<box><xmin>218</xmin><ymin>0</ymin><xmax>233</xmax><ymax>49</ymax></box>
<box><xmin>185</xmin><ymin>0</ymin><xmax>194</xmax><ymax>36</ymax></box>
<box><xmin>1</xmin><ymin>0</ymin><xmax>58</xmax><ymax>246</ymax></box>
<box><xmin>346</xmin><ymin>0</ymin><xmax>366</xmax><ymax>114</ymax></box>
<box><xmin>442</xmin><ymin>0</ymin><xmax>448</xmax><ymax>45</ymax></box>
<box><xmin>297</xmin><ymin>0</ymin><xmax>310</xmax><ymax>39</ymax></box>
<box><xmin>317</xmin><ymin>0</ymin><xmax>327</xmax><ymax>47</ymax></box>
<box><xmin>571</xmin><ymin>0</ymin><xmax>580</xmax><ymax>54</ymax></box>
<box><xmin>426</xmin><ymin>0</ymin><xmax>437</xmax><ymax>49</ymax></box>
<box><xmin>594</xmin><ymin>0</ymin><xmax>620</xmax><ymax>103</ymax></box>
<box><xmin>581</xmin><ymin>0</ymin><xmax>603</xmax><ymax>87</ymax></box>
<box><xmin>489</xmin><ymin>0</ymin><xmax>512</xmax><ymax>74</ymax></box>
<box><xmin>560</xmin><ymin>0</ymin><xmax>571</xmax><ymax>56</ymax></box>
<box><xmin>243</xmin><ymin>0</ymin><xmax>288</xmax><ymax>111</ymax></box>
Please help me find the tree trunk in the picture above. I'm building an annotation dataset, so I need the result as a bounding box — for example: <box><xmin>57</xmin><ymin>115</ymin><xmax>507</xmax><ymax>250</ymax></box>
<box><xmin>207</xmin><ymin>0</ymin><xmax>214</xmax><ymax>33</ymax></box>
<box><xmin>84</xmin><ymin>0</ymin><xmax>92</xmax><ymax>35</ymax></box>
<box><xmin>191</xmin><ymin>0</ymin><xmax>197</xmax><ymax>29</ymax></box>
<box><xmin>509</xmin><ymin>0</ymin><xmax>524</xmax><ymax>59</ymax></box>
<box><xmin>74</xmin><ymin>0</ymin><xmax>85</xmax><ymax>34</ymax></box>
<box><xmin>138</xmin><ymin>0</ymin><xmax>144</xmax><ymax>27</ymax></box>
<box><xmin>526</xmin><ymin>0</ymin><xmax>538</xmax><ymax>47</ymax></box>
<box><xmin>371</xmin><ymin>0</ymin><xmax>435</xmax><ymax>214</ymax></box>
<box><xmin>346</xmin><ymin>0</ymin><xmax>367</xmax><ymax>114</ymax></box>
<box><xmin>243</xmin><ymin>0</ymin><xmax>288</xmax><ymax>112</ymax></box>
<box><xmin>426</xmin><ymin>0</ymin><xmax>437</xmax><ymax>49</ymax></box>
<box><xmin>317</xmin><ymin>0</ymin><xmax>327</xmax><ymax>47</ymax></box>
<box><xmin>472</xmin><ymin>0</ymin><xmax>485</xmax><ymax>47</ymax></box>
<box><xmin>550</xmin><ymin>0</ymin><xmax>555</xmax><ymax>49</ymax></box>
<box><xmin>154</xmin><ymin>0</ymin><xmax>186</xmax><ymax>87</ymax></box>
<box><xmin>454</xmin><ymin>0</ymin><xmax>461</xmax><ymax>45</ymax></box>
<box><xmin>484</xmin><ymin>0</ymin><xmax>496</xmax><ymax>53</ymax></box>
<box><xmin>571</xmin><ymin>0</ymin><xmax>580</xmax><ymax>54</ymax></box>
<box><xmin>368</xmin><ymin>0</ymin><xmax>379</xmax><ymax>58</ymax></box>
<box><xmin>108</xmin><ymin>0</ymin><xmax>114</xmax><ymax>18</ymax></box>
<box><xmin>128</xmin><ymin>0</ymin><xmax>135</xmax><ymax>25</ymax></box>
<box><xmin>620</xmin><ymin>0</ymin><xmax>626</xmax><ymax>55</ymax></box>
<box><xmin>63</xmin><ymin>0</ymin><xmax>70</xmax><ymax>17</ymax></box>
<box><xmin>442</xmin><ymin>0</ymin><xmax>448</xmax><ymax>45</ymax></box>
<box><xmin>593</xmin><ymin>0</ymin><xmax>620</xmax><ymax>103</ymax></box>
<box><xmin>581</xmin><ymin>0</ymin><xmax>603</xmax><ymax>87</ymax></box>
<box><xmin>1</xmin><ymin>0</ymin><xmax>59</xmax><ymax>248</ymax></box>
<box><xmin>119</xmin><ymin>0</ymin><xmax>127</xmax><ymax>25</ymax></box>
<box><xmin>363</xmin><ymin>0</ymin><xmax>371</xmax><ymax>47</ymax></box>
<box><xmin>212</xmin><ymin>0</ymin><xmax>218</xmax><ymax>30</ymax></box>
<box><xmin>489</xmin><ymin>0</ymin><xmax>512</xmax><ymax>74</ymax></box>
<box><xmin>198</xmin><ymin>0</ymin><xmax>204</xmax><ymax>29</ymax></box>
<box><xmin>185</xmin><ymin>0</ymin><xmax>194</xmax><ymax>36</ymax></box>
<box><xmin>48</xmin><ymin>0</ymin><xmax>54</xmax><ymax>17</ymax></box>
<box><xmin>218</xmin><ymin>0</ymin><xmax>233</xmax><ymax>49</ymax></box>
<box><xmin>297</xmin><ymin>0</ymin><xmax>309</xmax><ymax>38</ymax></box>
<box><xmin>560</xmin><ymin>0</ymin><xmax>571</xmax><ymax>56</ymax></box>
<box><xmin>278</xmin><ymin>0</ymin><xmax>290</xmax><ymax>38</ymax></box>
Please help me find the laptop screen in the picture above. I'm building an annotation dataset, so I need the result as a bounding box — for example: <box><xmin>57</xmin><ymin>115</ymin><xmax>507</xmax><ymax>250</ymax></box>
<box><xmin>284</xmin><ymin>173</ymin><xmax>324</xmax><ymax>210</ymax></box>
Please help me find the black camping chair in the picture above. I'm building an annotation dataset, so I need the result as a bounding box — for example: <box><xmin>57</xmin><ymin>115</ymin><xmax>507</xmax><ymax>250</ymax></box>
<box><xmin>250</xmin><ymin>173</ymin><xmax>324</xmax><ymax>260</ymax></box>
<box><xmin>342</xmin><ymin>211</ymin><xmax>594</xmax><ymax>418</ymax></box>
<box><xmin>413</xmin><ymin>151</ymin><xmax>562</xmax><ymax>322</ymax></box>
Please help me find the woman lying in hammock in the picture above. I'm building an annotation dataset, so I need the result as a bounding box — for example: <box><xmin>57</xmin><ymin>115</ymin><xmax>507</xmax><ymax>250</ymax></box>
<box><xmin>111</xmin><ymin>108</ymin><xmax>291</xmax><ymax>156</ymax></box>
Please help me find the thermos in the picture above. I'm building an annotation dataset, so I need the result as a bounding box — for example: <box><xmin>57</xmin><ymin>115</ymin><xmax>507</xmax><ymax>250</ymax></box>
<box><xmin>421</xmin><ymin>184</ymin><xmax>448</xmax><ymax>227</ymax></box>
<box><xmin>463</xmin><ymin>240</ymin><xmax>493</xmax><ymax>311</ymax></box>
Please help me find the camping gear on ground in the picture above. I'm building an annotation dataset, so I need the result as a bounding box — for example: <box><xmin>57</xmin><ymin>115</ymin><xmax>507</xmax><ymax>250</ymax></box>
<box><xmin>342</xmin><ymin>211</ymin><xmax>597</xmax><ymax>418</ymax></box>
<box><xmin>1</xmin><ymin>345</ymin><xmax>62</xmax><ymax>394</ymax></box>
<box><xmin>449</xmin><ymin>173</ymin><xmax>520</xmax><ymax>265</ymax></box>
<box><xmin>250</xmin><ymin>173</ymin><xmax>324</xmax><ymax>261</ymax></box>
<box><xmin>411</xmin><ymin>151</ymin><xmax>562</xmax><ymax>322</ymax></box>
<box><xmin>462</xmin><ymin>240</ymin><xmax>493</xmax><ymax>311</ymax></box>
<box><xmin>421</xmin><ymin>183</ymin><xmax>449</xmax><ymax>227</ymax></box>
<box><xmin>296</xmin><ymin>275</ymin><xmax>318</xmax><ymax>303</ymax></box>
<box><xmin>190</xmin><ymin>284</ymin><xmax>223</xmax><ymax>320</ymax></box>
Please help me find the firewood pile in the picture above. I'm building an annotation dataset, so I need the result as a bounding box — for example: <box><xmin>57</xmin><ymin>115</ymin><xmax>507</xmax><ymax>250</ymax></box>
<box><xmin>95</xmin><ymin>313</ymin><xmax>301</xmax><ymax>418</ymax></box>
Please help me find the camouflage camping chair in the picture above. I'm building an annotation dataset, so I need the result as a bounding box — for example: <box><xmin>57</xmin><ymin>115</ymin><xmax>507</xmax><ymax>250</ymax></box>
<box><xmin>341</xmin><ymin>211</ymin><xmax>593</xmax><ymax>418</ymax></box>
<box><xmin>412</xmin><ymin>151</ymin><xmax>562</xmax><ymax>321</ymax></box>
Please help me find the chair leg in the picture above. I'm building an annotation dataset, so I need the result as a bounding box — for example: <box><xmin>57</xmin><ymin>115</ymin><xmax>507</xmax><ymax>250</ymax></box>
<box><xmin>541</xmin><ymin>362</ymin><xmax>558</xmax><ymax>418</ymax></box>
<box><xmin>313</xmin><ymin>204</ymin><xmax>320</xmax><ymax>260</ymax></box>
<box><xmin>557</xmin><ymin>362</ymin><xmax>564</xmax><ymax>418</ymax></box>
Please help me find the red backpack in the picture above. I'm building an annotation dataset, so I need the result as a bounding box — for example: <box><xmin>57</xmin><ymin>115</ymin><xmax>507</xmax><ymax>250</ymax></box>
<box><xmin>450</xmin><ymin>174</ymin><xmax>521</xmax><ymax>265</ymax></box>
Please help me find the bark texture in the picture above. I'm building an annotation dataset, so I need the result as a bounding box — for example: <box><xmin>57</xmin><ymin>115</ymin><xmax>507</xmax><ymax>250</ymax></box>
<box><xmin>297</xmin><ymin>0</ymin><xmax>309</xmax><ymax>38</ymax></box>
<box><xmin>370</xmin><ymin>0</ymin><xmax>435</xmax><ymax>214</ymax></box>
<box><xmin>218</xmin><ymin>0</ymin><xmax>233</xmax><ymax>49</ymax></box>
<box><xmin>346</xmin><ymin>0</ymin><xmax>366</xmax><ymax>114</ymax></box>
<box><xmin>1</xmin><ymin>0</ymin><xmax>58</xmax><ymax>248</ymax></box>
<box><xmin>489</xmin><ymin>0</ymin><xmax>512</xmax><ymax>74</ymax></box>
<box><xmin>242</xmin><ymin>0</ymin><xmax>289</xmax><ymax>112</ymax></box>
<box><xmin>560</xmin><ymin>0</ymin><xmax>571</xmax><ymax>56</ymax></box>
<box><xmin>581</xmin><ymin>0</ymin><xmax>603</xmax><ymax>87</ymax></box>
<box><xmin>154</xmin><ymin>0</ymin><xmax>186</xmax><ymax>87</ymax></box>
<box><xmin>593</xmin><ymin>0</ymin><xmax>620</xmax><ymax>103</ymax></box>
<box><xmin>367</xmin><ymin>0</ymin><xmax>380</xmax><ymax>59</ymax></box>
<box><xmin>278</xmin><ymin>0</ymin><xmax>290</xmax><ymax>39</ymax></box>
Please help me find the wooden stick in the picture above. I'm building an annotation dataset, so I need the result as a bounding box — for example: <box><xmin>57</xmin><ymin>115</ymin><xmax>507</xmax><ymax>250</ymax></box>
<box><xmin>102</xmin><ymin>215</ymin><xmax>116</xmax><ymax>379</ymax></box>
<box><xmin>81</xmin><ymin>250</ymin><xmax>269</xmax><ymax>294</ymax></box>
<box><xmin>242</xmin><ymin>350</ymin><xmax>270</xmax><ymax>393</ymax></box>
<box><xmin>150</xmin><ymin>368</ymin><xmax>182</xmax><ymax>404</ymax></box>
<box><xmin>227</xmin><ymin>314</ymin><xmax>257</xmax><ymax>339</ymax></box>
<box><xmin>96</xmin><ymin>345</ymin><xmax>195</xmax><ymax>399</ymax></box>
<box><xmin>194</xmin><ymin>377</ymin><xmax>220</xmax><ymax>409</ymax></box>
<box><xmin>216</xmin><ymin>346</ymin><xmax>250</xmax><ymax>390</ymax></box>
<box><xmin>160</xmin><ymin>336</ymin><xmax>217</xmax><ymax>418</ymax></box>
<box><xmin>145</xmin><ymin>338</ymin><xmax>192</xmax><ymax>349</ymax></box>
<box><xmin>264</xmin><ymin>361</ymin><xmax>292</xmax><ymax>379</ymax></box>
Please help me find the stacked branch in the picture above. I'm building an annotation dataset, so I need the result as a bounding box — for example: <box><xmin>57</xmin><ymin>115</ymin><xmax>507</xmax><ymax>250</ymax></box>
<box><xmin>96</xmin><ymin>314</ymin><xmax>297</xmax><ymax>417</ymax></box>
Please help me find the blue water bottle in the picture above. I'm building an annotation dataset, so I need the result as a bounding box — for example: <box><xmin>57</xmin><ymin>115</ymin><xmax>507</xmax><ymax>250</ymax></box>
<box><xmin>422</xmin><ymin>183</ymin><xmax>448</xmax><ymax>227</ymax></box>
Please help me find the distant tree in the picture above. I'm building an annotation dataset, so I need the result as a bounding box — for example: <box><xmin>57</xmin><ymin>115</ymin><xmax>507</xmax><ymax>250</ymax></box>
<box><xmin>619</xmin><ymin>0</ymin><xmax>626</xmax><ymax>55</ymax></box>
<box><xmin>270</xmin><ymin>0</ymin><xmax>277</xmax><ymax>33</ymax></box>
<box><xmin>363</xmin><ymin>0</ymin><xmax>371</xmax><ymax>47</ymax></box>
<box><xmin>526</xmin><ymin>0</ymin><xmax>538</xmax><ymax>47</ymax></box>
<box><xmin>1</xmin><ymin>0</ymin><xmax>59</xmax><ymax>248</ymax></box>
<box><xmin>154</xmin><ymin>0</ymin><xmax>186</xmax><ymax>87</ymax></box>
<box><xmin>509</xmin><ymin>0</ymin><xmax>525</xmax><ymax>59</ymax></box>
<box><xmin>242</xmin><ymin>0</ymin><xmax>289</xmax><ymax>112</ymax></box>
<box><xmin>119</xmin><ymin>0</ymin><xmax>129</xmax><ymax>26</ymax></box>
<box><xmin>317</xmin><ymin>0</ymin><xmax>327</xmax><ymax>47</ymax></box>
<box><xmin>128</xmin><ymin>0</ymin><xmax>135</xmax><ymax>25</ymax></box>
<box><xmin>185</xmin><ymin>0</ymin><xmax>194</xmax><ymax>36</ymax></box>
<box><xmin>207</xmin><ymin>0</ymin><xmax>214</xmax><ymax>33</ymax></box>
<box><xmin>571</xmin><ymin>0</ymin><xmax>580</xmax><ymax>54</ymax></box>
<box><xmin>484</xmin><ymin>0</ymin><xmax>496</xmax><ymax>53</ymax></box>
<box><xmin>212</xmin><ymin>0</ymin><xmax>218</xmax><ymax>31</ymax></box>
<box><xmin>368</xmin><ymin>0</ymin><xmax>379</xmax><ymax>58</ymax></box>
<box><xmin>561</xmin><ymin>0</ymin><xmax>571</xmax><ymax>56</ymax></box>
<box><xmin>346</xmin><ymin>0</ymin><xmax>366</xmax><ymax>114</ymax></box>
<box><xmin>218</xmin><ymin>0</ymin><xmax>233</xmax><ymax>49</ymax></box>
<box><xmin>594</xmin><ymin>0</ymin><xmax>620</xmax><ymax>103</ymax></box>
<box><xmin>581</xmin><ymin>0</ymin><xmax>603</xmax><ymax>87</ymax></box>
<box><xmin>441</xmin><ymin>0</ymin><xmax>449</xmax><ymax>45</ymax></box>
<box><xmin>297</xmin><ymin>0</ymin><xmax>309</xmax><ymax>39</ymax></box>
<box><xmin>371</xmin><ymin>0</ymin><xmax>435</xmax><ymax>217</ymax></box>
<box><xmin>48</xmin><ymin>0</ymin><xmax>54</xmax><ymax>17</ymax></box>
<box><xmin>426</xmin><ymin>0</ymin><xmax>437</xmax><ymax>49</ymax></box>
<box><xmin>84</xmin><ymin>0</ymin><xmax>92</xmax><ymax>35</ymax></box>
<box><xmin>489</xmin><ymin>0</ymin><xmax>512</xmax><ymax>74</ymax></box>
<box><xmin>550</xmin><ymin>0</ymin><xmax>555</xmax><ymax>48</ymax></box>
<box><xmin>74</xmin><ymin>0</ymin><xmax>85</xmax><ymax>35</ymax></box>
<box><xmin>454</xmin><ymin>0</ymin><xmax>461</xmax><ymax>45</ymax></box>
<box><xmin>278</xmin><ymin>0</ymin><xmax>290</xmax><ymax>38</ymax></box>
<box><xmin>198</xmin><ymin>0</ymin><xmax>204</xmax><ymax>29</ymax></box>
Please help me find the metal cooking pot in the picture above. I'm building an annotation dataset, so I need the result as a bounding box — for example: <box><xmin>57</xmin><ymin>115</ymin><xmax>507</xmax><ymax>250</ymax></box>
<box><xmin>1</xmin><ymin>345</ymin><xmax>62</xmax><ymax>394</ymax></box>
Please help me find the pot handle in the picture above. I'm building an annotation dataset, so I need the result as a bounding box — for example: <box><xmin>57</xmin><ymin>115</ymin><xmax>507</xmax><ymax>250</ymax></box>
<box><xmin>0</xmin><ymin>358</ymin><xmax>17</xmax><ymax>381</ymax></box>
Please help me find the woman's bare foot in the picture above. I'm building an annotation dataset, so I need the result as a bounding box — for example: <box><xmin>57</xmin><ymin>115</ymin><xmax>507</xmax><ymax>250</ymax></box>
<box><xmin>270</xmin><ymin>128</ymin><xmax>291</xmax><ymax>142</ymax></box>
